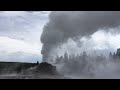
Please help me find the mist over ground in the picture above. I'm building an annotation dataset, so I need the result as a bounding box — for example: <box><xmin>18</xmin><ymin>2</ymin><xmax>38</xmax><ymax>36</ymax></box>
<box><xmin>41</xmin><ymin>11</ymin><xmax>120</xmax><ymax>62</ymax></box>
<box><xmin>40</xmin><ymin>11</ymin><xmax>120</xmax><ymax>79</ymax></box>
<box><xmin>1</xmin><ymin>11</ymin><xmax>120</xmax><ymax>79</ymax></box>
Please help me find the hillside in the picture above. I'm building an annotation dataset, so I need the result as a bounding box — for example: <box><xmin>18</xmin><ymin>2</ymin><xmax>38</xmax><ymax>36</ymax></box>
<box><xmin>0</xmin><ymin>61</ymin><xmax>67</xmax><ymax>79</ymax></box>
<box><xmin>0</xmin><ymin>61</ymin><xmax>38</xmax><ymax>74</ymax></box>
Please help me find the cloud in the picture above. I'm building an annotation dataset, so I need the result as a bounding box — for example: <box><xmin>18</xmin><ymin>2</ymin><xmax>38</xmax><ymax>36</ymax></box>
<box><xmin>0</xmin><ymin>11</ymin><xmax>26</xmax><ymax>17</ymax></box>
<box><xmin>0</xmin><ymin>51</ymin><xmax>42</xmax><ymax>63</ymax></box>
<box><xmin>0</xmin><ymin>11</ymin><xmax>49</xmax><ymax>33</ymax></box>
<box><xmin>48</xmin><ymin>27</ymin><xmax>120</xmax><ymax>58</ymax></box>
<box><xmin>0</xmin><ymin>11</ymin><xmax>50</xmax><ymax>62</ymax></box>
<box><xmin>0</xmin><ymin>11</ymin><xmax>50</xmax><ymax>17</ymax></box>
<box><xmin>0</xmin><ymin>36</ymin><xmax>42</xmax><ymax>63</ymax></box>
<box><xmin>41</xmin><ymin>11</ymin><xmax>120</xmax><ymax>62</ymax></box>
<box><xmin>0</xmin><ymin>11</ymin><xmax>50</xmax><ymax>42</ymax></box>
<box><xmin>0</xmin><ymin>36</ymin><xmax>41</xmax><ymax>54</ymax></box>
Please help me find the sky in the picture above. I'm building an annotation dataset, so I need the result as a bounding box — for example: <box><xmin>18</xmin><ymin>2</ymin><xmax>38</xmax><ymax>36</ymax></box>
<box><xmin>0</xmin><ymin>11</ymin><xmax>50</xmax><ymax>63</ymax></box>
<box><xmin>0</xmin><ymin>11</ymin><xmax>120</xmax><ymax>63</ymax></box>
<box><xmin>41</xmin><ymin>11</ymin><xmax>120</xmax><ymax>62</ymax></box>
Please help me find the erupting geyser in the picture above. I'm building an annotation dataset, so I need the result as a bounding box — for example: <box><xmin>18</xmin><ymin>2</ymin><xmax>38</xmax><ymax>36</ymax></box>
<box><xmin>41</xmin><ymin>11</ymin><xmax>120</xmax><ymax>62</ymax></box>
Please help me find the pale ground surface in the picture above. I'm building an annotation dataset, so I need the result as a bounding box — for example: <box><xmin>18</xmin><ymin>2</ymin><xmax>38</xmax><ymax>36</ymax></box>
<box><xmin>1</xmin><ymin>73</ymin><xmax>120</xmax><ymax>79</ymax></box>
<box><xmin>0</xmin><ymin>74</ymin><xmax>70</xmax><ymax>79</ymax></box>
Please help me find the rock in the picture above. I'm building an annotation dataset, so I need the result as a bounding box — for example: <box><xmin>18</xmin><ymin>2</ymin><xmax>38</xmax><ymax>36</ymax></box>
<box><xmin>35</xmin><ymin>62</ymin><xmax>57</xmax><ymax>75</ymax></box>
<box><xmin>22</xmin><ymin>62</ymin><xmax>58</xmax><ymax>75</ymax></box>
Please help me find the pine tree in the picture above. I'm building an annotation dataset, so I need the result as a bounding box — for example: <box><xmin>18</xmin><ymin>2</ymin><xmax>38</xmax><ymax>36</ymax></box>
<box><xmin>109</xmin><ymin>52</ymin><xmax>112</xmax><ymax>58</ymax></box>
<box><xmin>55</xmin><ymin>56</ymin><xmax>60</xmax><ymax>64</ymax></box>
<box><xmin>69</xmin><ymin>55</ymin><xmax>72</xmax><ymax>61</ymax></box>
<box><xmin>37</xmin><ymin>61</ymin><xmax>39</xmax><ymax>65</ymax></box>
<box><xmin>59</xmin><ymin>56</ymin><xmax>63</xmax><ymax>63</ymax></box>
<box><xmin>113</xmin><ymin>52</ymin><xmax>116</xmax><ymax>59</ymax></box>
<box><xmin>82</xmin><ymin>51</ymin><xmax>87</xmax><ymax>61</ymax></box>
<box><xmin>117</xmin><ymin>48</ymin><xmax>120</xmax><ymax>57</ymax></box>
<box><xmin>64</xmin><ymin>52</ymin><xmax>68</xmax><ymax>63</ymax></box>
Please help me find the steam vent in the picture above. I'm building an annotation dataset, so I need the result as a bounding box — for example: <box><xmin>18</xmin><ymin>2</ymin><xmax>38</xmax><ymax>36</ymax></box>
<box><xmin>24</xmin><ymin>62</ymin><xmax>58</xmax><ymax>75</ymax></box>
<box><xmin>36</xmin><ymin>62</ymin><xmax>57</xmax><ymax>74</ymax></box>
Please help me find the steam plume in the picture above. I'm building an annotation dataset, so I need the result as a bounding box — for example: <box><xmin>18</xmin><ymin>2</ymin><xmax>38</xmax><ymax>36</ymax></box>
<box><xmin>41</xmin><ymin>11</ymin><xmax>120</xmax><ymax>62</ymax></box>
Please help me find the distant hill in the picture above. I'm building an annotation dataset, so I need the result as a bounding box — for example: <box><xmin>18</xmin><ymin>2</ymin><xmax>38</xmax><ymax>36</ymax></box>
<box><xmin>0</xmin><ymin>51</ymin><xmax>42</xmax><ymax>63</ymax></box>
<box><xmin>0</xmin><ymin>61</ymin><xmax>63</xmax><ymax>79</ymax></box>
<box><xmin>0</xmin><ymin>61</ymin><xmax>38</xmax><ymax>74</ymax></box>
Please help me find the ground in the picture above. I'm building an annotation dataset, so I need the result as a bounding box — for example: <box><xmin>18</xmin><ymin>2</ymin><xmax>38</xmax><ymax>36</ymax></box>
<box><xmin>0</xmin><ymin>62</ymin><xmax>70</xmax><ymax>79</ymax></box>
